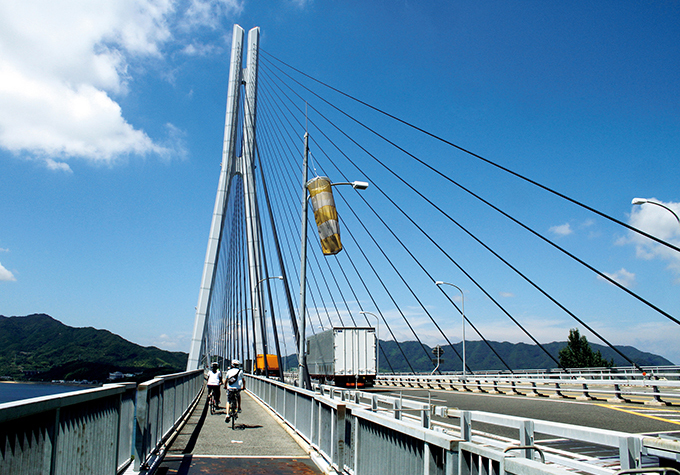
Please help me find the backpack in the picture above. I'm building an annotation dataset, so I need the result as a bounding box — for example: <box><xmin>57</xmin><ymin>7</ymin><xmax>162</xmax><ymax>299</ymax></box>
<box><xmin>228</xmin><ymin>369</ymin><xmax>241</xmax><ymax>385</ymax></box>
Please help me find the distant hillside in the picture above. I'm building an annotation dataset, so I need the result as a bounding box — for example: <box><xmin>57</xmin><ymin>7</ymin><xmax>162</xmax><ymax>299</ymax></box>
<box><xmin>283</xmin><ymin>338</ymin><xmax>673</xmax><ymax>373</ymax></box>
<box><xmin>376</xmin><ymin>339</ymin><xmax>673</xmax><ymax>373</ymax></box>
<box><xmin>0</xmin><ymin>314</ymin><xmax>188</xmax><ymax>382</ymax></box>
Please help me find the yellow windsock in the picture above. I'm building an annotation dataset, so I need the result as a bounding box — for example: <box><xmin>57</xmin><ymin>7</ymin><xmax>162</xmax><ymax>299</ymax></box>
<box><xmin>307</xmin><ymin>176</ymin><xmax>342</xmax><ymax>255</ymax></box>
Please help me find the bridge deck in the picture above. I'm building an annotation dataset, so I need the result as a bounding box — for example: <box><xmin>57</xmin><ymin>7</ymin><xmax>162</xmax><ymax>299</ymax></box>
<box><xmin>156</xmin><ymin>389</ymin><xmax>322</xmax><ymax>474</ymax></box>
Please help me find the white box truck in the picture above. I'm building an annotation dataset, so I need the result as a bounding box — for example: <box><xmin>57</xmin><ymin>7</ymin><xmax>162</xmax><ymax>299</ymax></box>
<box><xmin>306</xmin><ymin>327</ymin><xmax>377</xmax><ymax>387</ymax></box>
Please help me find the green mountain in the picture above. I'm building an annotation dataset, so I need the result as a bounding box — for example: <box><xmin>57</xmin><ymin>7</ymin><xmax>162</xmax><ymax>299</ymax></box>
<box><xmin>377</xmin><ymin>339</ymin><xmax>673</xmax><ymax>373</ymax></box>
<box><xmin>0</xmin><ymin>314</ymin><xmax>188</xmax><ymax>382</ymax></box>
<box><xmin>282</xmin><ymin>337</ymin><xmax>672</xmax><ymax>374</ymax></box>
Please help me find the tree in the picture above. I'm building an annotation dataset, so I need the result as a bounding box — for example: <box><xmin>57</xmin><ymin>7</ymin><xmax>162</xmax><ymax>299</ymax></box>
<box><xmin>558</xmin><ymin>329</ymin><xmax>614</xmax><ymax>369</ymax></box>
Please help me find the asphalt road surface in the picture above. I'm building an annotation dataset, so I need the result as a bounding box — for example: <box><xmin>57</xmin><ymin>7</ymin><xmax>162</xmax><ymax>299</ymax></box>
<box><xmin>373</xmin><ymin>387</ymin><xmax>680</xmax><ymax>437</ymax></box>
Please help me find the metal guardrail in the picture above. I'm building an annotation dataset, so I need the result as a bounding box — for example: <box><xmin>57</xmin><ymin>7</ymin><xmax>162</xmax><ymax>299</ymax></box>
<box><xmin>133</xmin><ymin>369</ymin><xmax>203</xmax><ymax>472</ymax></box>
<box><xmin>403</xmin><ymin>366</ymin><xmax>680</xmax><ymax>380</ymax></box>
<box><xmin>0</xmin><ymin>382</ymin><xmax>137</xmax><ymax>475</ymax></box>
<box><xmin>247</xmin><ymin>374</ymin><xmax>459</xmax><ymax>474</ymax></box>
<box><xmin>248</xmin><ymin>376</ymin><xmax>680</xmax><ymax>475</ymax></box>
<box><xmin>377</xmin><ymin>374</ymin><xmax>680</xmax><ymax>405</ymax></box>
<box><xmin>0</xmin><ymin>369</ymin><xmax>203</xmax><ymax>475</ymax></box>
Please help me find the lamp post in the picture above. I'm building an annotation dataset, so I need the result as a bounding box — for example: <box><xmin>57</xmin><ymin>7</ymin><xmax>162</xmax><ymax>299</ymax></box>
<box><xmin>298</xmin><ymin>133</ymin><xmax>369</xmax><ymax>389</ymax></box>
<box><xmin>632</xmin><ymin>198</ymin><xmax>680</xmax><ymax>226</ymax></box>
<box><xmin>359</xmin><ymin>311</ymin><xmax>380</xmax><ymax>376</ymax></box>
<box><xmin>435</xmin><ymin>281</ymin><xmax>466</xmax><ymax>377</ymax></box>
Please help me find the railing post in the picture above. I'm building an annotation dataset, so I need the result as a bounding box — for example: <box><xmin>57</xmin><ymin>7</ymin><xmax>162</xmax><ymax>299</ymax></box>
<box><xmin>608</xmin><ymin>383</ymin><xmax>627</xmax><ymax>403</ymax></box>
<box><xmin>446</xmin><ymin>448</ymin><xmax>457</xmax><ymax>475</ymax></box>
<box><xmin>422</xmin><ymin>403</ymin><xmax>431</xmax><ymax>429</ymax></box>
<box><xmin>336</xmin><ymin>404</ymin><xmax>346</xmax><ymax>471</ymax></box>
<box><xmin>49</xmin><ymin>407</ymin><xmax>61</xmax><ymax>475</ymax></box>
<box><xmin>353</xmin><ymin>411</ymin><xmax>361</xmax><ymax>474</ymax></box>
<box><xmin>134</xmin><ymin>384</ymin><xmax>149</xmax><ymax>471</ymax></box>
<box><xmin>577</xmin><ymin>382</ymin><xmax>594</xmax><ymax>400</ymax></box>
<box><xmin>619</xmin><ymin>436</ymin><xmax>641</xmax><ymax>470</ymax></box>
<box><xmin>394</xmin><ymin>398</ymin><xmax>402</xmax><ymax>420</ymax></box>
<box><xmin>520</xmin><ymin>420</ymin><xmax>535</xmax><ymax>460</ymax></box>
<box><xmin>527</xmin><ymin>381</ymin><xmax>540</xmax><ymax>397</ymax></box>
<box><xmin>461</xmin><ymin>411</ymin><xmax>472</xmax><ymax>441</ymax></box>
<box><xmin>550</xmin><ymin>382</ymin><xmax>565</xmax><ymax>399</ymax></box>
<box><xmin>645</xmin><ymin>383</ymin><xmax>669</xmax><ymax>406</ymax></box>
<box><xmin>488</xmin><ymin>379</ymin><xmax>500</xmax><ymax>394</ymax></box>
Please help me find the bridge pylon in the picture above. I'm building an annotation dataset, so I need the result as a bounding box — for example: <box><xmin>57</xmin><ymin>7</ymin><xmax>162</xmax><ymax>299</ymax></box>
<box><xmin>187</xmin><ymin>25</ymin><xmax>268</xmax><ymax>371</ymax></box>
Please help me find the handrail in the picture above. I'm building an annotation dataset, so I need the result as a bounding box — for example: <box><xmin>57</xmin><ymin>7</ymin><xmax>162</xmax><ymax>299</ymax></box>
<box><xmin>134</xmin><ymin>369</ymin><xmax>204</xmax><ymax>471</ymax></box>
<box><xmin>247</xmin><ymin>375</ymin><xmax>680</xmax><ymax>475</ymax></box>
<box><xmin>377</xmin><ymin>373</ymin><xmax>680</xmax><ymax>405</ymax></box>
<box><xmin>0</xmin><ymin>382</ymin><xmax>137</xmax><ymax>474</ymax></box>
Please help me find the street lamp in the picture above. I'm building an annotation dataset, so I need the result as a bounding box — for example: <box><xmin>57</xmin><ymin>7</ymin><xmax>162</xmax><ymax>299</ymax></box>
<box><xmin>632</xmin><ymin>198</ymin><xmax>680</xmax><ymax>226</ymax></box>
<box><xmin>257</xmin><ymin>275</ymin><xmax>283</xmax><ymax>289</ymax></box>
<box><xmin>435</xmin><ymin>281</ymin><xmax>466</xmax><ymax>377</ymax></box>
<box><xmin>359</xmin><ymin>311</ymin><xmax>380</xmax><ymax>376</ymax></box>
<box><xmin>298</xmin><ymin>132</ymin><xmax>368</xmax><ymax>389</ymax></box>
<box><xmin>331</xmin><ymin>181</ymin><xmax>369</xmax><ymax>190</ymax></box>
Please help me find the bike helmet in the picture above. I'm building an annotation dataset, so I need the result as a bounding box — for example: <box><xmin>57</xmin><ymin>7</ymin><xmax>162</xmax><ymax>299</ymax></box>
<box><xmin>231</xmin><ymin>359</ymin><xmax>241</xmax><ymax>367</ymax></box>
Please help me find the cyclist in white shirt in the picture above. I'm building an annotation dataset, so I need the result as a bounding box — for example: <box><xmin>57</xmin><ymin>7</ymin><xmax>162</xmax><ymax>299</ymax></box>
<box><xmin>224</xmin><ymin>359</ymin><xmax>245</xmax><ymax>422</ymax></box>
<box><xmin>206</xmin><ymin>362</ymin><xmax>222</xmax><ymax>407</ymax></box>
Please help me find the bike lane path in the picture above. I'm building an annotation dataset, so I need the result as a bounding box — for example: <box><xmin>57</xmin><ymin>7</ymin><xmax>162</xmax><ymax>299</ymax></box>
<box><xmin>156</xmin><ymin>389</ymin><xmax>323</xmax><ymax>474</ymax></box>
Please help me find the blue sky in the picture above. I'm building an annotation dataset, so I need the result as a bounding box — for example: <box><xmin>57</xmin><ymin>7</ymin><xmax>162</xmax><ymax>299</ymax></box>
<box><xmin>1</xmin><ymin>1</ymin><xmax>679</xmax><ymax>363</ymax></box>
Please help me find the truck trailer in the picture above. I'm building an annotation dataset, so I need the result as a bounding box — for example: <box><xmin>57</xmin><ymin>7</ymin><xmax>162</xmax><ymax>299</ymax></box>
<box><xmin>306</xmin><ymin>327</ymin><xmax>377</xmax><ymax>387</ymax></box>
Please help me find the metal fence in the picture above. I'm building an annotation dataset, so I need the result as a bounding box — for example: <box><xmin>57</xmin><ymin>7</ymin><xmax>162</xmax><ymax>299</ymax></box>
<box><xmin>247</xmin><ymin>375</ymin><xmax>680</xmax><ymax>475</ymax></box>
<box><xmin>0</xmin><ymin>369</ymin><xmax>203</xmax><ymax>475</ymax></box>
<box><xmin>0</xmin><ymin>382</ymin><xmax>137</xmax><ymax>475</ymax></box>
<box><xmin>133</xmin><ymin>369</ymin><xmax>203</xmax><ymax>472</ymax></box>
<box><xmin>247</xmin><ymin>374</ymin><xmax>460</xmax><ymax>475</ymax></box>
<box><xmin>377</xmin><ymin>374</ymin><xmax>680</xmax><ymax>406</ymax></box>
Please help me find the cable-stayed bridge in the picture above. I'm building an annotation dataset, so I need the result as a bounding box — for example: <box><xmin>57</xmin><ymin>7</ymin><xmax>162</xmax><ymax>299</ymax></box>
<box><xmin>4</xmin><ymin>23</ymin><xmax>680</xmax><ymax>475</ymax></box>
<box><xmin>186</xmin><ymin>24</ymin><xmax>679</xmax><ymax>383</ymax></box>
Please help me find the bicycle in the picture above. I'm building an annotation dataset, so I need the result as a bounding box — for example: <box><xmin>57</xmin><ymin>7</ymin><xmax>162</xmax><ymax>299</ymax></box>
<box><xmin>225</xmin><ymin>389</ymin><xmax>239</xmax><ymax>429</ymax></box>
<box><xmin>207</xmin><ymin>387</ymin><xmax>219</xmax><ymax>415</ymax></box>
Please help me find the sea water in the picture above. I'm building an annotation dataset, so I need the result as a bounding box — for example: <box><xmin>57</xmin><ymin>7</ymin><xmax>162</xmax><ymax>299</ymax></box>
<box><xmin>0</xmin><ymin>381</ymin><xmax>90</xmax><ymax>404</ymax></box>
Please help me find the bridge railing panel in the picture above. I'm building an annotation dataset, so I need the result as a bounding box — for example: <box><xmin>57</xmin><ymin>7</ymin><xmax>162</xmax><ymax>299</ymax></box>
<box><xmin>133</xmin><ymin>369</ymin><xmax>203</xmax><ymax>472</ymax></box>
<box><xmin>377</xmin><ymin>374</ymin><xmax>680</xmax><ymax>405</ymax></box>
<box><xmin>248</xmin><ymin>376</ymin><xmax>680</xmax><ymax>475</ymax></box>
<box><xmin>246</xmin><ymin>375</ymin><xmax>459</xmax><ymax>475</ymax></box>
<box><xmin>0</xmin><ymin>382</ymin><xmax>137</xmax><ymax>475</ymax></box>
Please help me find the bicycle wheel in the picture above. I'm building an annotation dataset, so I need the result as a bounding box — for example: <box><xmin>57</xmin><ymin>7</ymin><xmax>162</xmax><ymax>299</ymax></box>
<box><xmin>231</xmin><ymin>410</ymin><xmax>236</xmax><ymax>429</ymax></box>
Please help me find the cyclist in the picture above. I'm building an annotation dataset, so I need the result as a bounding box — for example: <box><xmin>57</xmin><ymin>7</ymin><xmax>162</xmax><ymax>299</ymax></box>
<box><xmin>224</xmin><ymin>359</ymin><xmax>244</xmax><ymax>423</ymax></box>
<box><xmin>206</xmin><ymin>362</ymin><xmax>222</xmax><ymax>409</ymax></box>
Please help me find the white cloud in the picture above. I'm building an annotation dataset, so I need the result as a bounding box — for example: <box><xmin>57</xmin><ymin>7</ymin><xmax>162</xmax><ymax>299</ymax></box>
<box><xmin>155</xmin><ymin>331</ymin><xmax>191</xmax><ymax>350</ymax></box>
<box><xmin>0</xmin><ymin>262</ymin><xmax>16</xmax><ymax>282</ymax></box>
<box><xmin>499</xmin><ymin>292</ymin><xmax>514</xmax><ymax>298</ymax></box>
<box><xmin>549</xmin><ymin>223</ymin><xmax>572</xmax><ymax>236</ymax></box>
<box><xmin>0</xmin><ymin>1</ymin><xmax>236</xmax><ymax>167</ymax></box>
<box><xmin>598</xmin><ymin>268</ymin><xmax>636</xmax><ymax>288</ymax></box>
<box><xmin>46</xmin><ymin>159</ymin><xmax>73</xmax><ymax>173</ymax></box>
<box><xmin>181</xmin><ymin>0</ymin><xmax>242</xmax><ymax>30</ymax></box>
<box><xmin>626</xmin><ymin>199</ymin><xmax>680</xmax><ymax>277</ymax></box>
